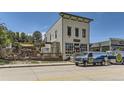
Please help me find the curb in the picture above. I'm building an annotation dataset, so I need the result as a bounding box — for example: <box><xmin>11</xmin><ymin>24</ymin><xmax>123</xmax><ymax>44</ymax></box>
<box><xmin>0</xmin><ymin>63</ymin><xmax>75</xmax><ymax>68</ymax></box>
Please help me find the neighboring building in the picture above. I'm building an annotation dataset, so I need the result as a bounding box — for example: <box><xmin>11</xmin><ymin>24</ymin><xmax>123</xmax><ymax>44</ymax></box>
<box><xmin>90</xmin><ymin>38</ymin><xmax>124</xmax><ymax>52</ymax></box>
<box><xmin>45</xmin><ymin>12</ymin><xmax>93</xmax><ymax>60</ymax></box>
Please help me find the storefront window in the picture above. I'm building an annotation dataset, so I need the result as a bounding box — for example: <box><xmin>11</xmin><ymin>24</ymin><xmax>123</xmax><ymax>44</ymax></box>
<box><xmin>65</xmin><ymin>43</ymin><xmax>73</xmax><ymax>55</ymax></box>
<box><xmin>80</xmin><ymin>44</ymin><xmax>87</xmax><ymax>52</ymax></box>
<box><xmin>65</xmin><ymin>43</ymin><xmax>87</xmax><ymax>55</ymax></box>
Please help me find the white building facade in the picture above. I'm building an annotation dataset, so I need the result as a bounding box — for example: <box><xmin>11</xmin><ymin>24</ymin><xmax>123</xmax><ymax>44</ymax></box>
<box><xmin>45</xmin><ymin>12</ymin><xmax>93</xmax><ymax>60</ymax></box>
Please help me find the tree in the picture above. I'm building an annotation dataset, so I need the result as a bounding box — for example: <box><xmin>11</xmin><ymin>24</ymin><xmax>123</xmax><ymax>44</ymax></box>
<box><xmin>0</xmin><ymin>23</ymin><xmax>12</xmax><ymax>58</ymax></box>
<box><xmin>33</xmin><ymin>31</ymin><xmax>42</xmax><ymax>51</ymax></box>
<box><xmin>7</xmin><ymin>30</ymin><xmax>16</xmax><ymax>43</ymax></box>
<box><xmin>20</xmin><ymin>32</ymin><xmax>26</xmax><ymax>42</ymax></box>
<box><xmin>33</xmin><ymin>31</ymin><xmax>42</xmax><ymax>42</ymax></box>
<box><xmin>0</xmin><ymin>23</ymin><xmax>11</xmax><ymax>47</ymax></box>
<box><xmin>15</xmin><ymin>32</ymin><xmax>20</xmax><ymax>42</ymax></box>
<box><xmin>27</xmin><ymin>35</ymin><xmax>33</xmax><ymax>43</ymax></box>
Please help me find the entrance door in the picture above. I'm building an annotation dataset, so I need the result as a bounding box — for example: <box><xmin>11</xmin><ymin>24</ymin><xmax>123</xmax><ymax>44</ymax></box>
<box><xmin>74</xmin><ymin>43</ymin><xmax>80</xmax><ymax>53</ymax></box>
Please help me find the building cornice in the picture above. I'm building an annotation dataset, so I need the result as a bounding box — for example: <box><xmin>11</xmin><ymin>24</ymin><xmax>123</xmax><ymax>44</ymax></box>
<box><xmin>59</xmin><ymin>12</ymin><xmax>93</xmax><ymax>23</ymax></box>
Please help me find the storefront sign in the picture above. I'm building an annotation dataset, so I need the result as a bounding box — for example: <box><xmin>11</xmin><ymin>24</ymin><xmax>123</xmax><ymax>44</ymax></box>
<box><xmin>73</xmin><ymin>39</ymin><xmax>80</xmax><ymax>42</ymax></box>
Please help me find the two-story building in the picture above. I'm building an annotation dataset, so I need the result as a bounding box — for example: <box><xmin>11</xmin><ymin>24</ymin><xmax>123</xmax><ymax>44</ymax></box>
<box><xmin>45</xmin><ymin>12</ymin><xmax>93</xmax><ymax>60</ymax></box>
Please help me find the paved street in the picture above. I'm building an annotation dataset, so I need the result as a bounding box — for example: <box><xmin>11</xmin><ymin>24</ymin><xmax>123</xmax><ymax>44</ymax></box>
<box><xmin>0</xmin><ymin>65</ymin><xmax>124</xmax><ymax>81</ymax></box>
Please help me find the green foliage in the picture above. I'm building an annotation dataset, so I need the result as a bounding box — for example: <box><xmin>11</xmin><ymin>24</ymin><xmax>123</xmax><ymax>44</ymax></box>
<box><xmin>117</xmin><ymin>47</ymin><xmax>121</xmax><ymax>51</ymax></box>
<box><xmin>20</xmin><ymin>32</ymin><xmax>26</xmax><ymax>42</ymax></box>
<box><xmin>7</xmin><ymin>30</ymin><xmax>16</xmax><ymax>43</ymax></box>
<box><xmin>0</xmin><ymin>24</ymin><xmax>43</xmax><ymax>46</ymax></box>
<box><xmin>33</xmin><ymin>31</ymin><xmax>42</xmax><ymax>41</ymax></box>
<box><xmin>0</xmin><ymin>22</ymin><xmax>44</xmax><ymax>52</ymax></box>
<box><xmin>12</xmin><ymin>42</ymin><xmax>21</xmax><ymax>49</ymax></box>
<box><xmin>31</xmin><ymin>61</ymin><xmax>39</xmax><ymax>64</ymax></box>
<box><xmin>0</xmin><ymin>23</ymin><xmax>12</xmax><ymax>47</ymax></box>
<box><xmin>33</xmin><ymin>31</ymin><xmax>42</xmax><ymax>48</ymax></box>
<box><xmin>15</xmin><ymin>32</ymin><xmax>20</xmax><ymax>42</ymax></box>
<box><xmin>0</xmin><ymin>59</ymin><xmax>10</xmax><ymax>65</ymax></box>
<box><xmin>27</xmin><ymin>35</ymin><xmax>33</xmax><ymax>43</ymax></box>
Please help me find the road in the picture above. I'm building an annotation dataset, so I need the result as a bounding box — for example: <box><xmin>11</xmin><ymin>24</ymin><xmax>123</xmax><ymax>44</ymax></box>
<box><xmin>0</xmin><ymin>65</ymin><xmax>124</xmax><ymax>81</ymax></box>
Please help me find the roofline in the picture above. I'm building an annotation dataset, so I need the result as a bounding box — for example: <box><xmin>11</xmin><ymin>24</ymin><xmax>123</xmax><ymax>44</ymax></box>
<box><xmin>45</xmin><ymin>12</ymin><xmax>93</xmax><ymax>35</ymax></box>
<box><xmin>45</xmin><ymin>17</ymin><xmax>61</xmax><ymax>34</ymax></box>
<box><xmin>91</xmin><ymin>38</ymin><xmax>124</xmax><ymax>44</ymax></box>
<box><xmin>91</xmin><ymin>40</ymin><xmax>109</xmax><ymax>44</ymax></box>
<box><xmin>110</xmin><ymin>38</ymin><xmax>124</xmax><ymax>41</ymax></box>
<box><xmin>59</xmin><ymin>12</ymin><xmax>94</xmax><ymax>22</ymax></box>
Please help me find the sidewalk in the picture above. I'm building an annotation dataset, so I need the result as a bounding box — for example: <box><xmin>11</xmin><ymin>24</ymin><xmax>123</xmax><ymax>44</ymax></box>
<box><xmin>0</xmin><ymin>61</ymin><xmax>75</xmax><ymax>68</ymax></box>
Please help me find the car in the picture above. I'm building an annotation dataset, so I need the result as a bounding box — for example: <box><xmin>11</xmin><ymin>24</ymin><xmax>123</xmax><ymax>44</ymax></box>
<box><xmin>106</xmin><ymin>51</ymin><xmax>124</xmax><ymax>64</ymax></box>
<box><xmin>74</xmin><ymin>52</ymin><xmax>109</xmax><ymax>67</ymax></box>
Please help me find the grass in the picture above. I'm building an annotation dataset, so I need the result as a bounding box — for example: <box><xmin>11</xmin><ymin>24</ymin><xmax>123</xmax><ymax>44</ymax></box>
<box><xmin>0</xmin><ymin>59</ymin><xmax>10</xmax><ymax>65</ymax></box>
<box><xmin>31</xmin><ymin>61</ymin><xmax>40</xmax><ymax>64</ymax></box>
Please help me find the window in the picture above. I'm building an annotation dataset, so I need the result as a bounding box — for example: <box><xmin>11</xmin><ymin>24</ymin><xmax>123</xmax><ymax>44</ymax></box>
<box><xmin>65</xmin><ymin>43</ymin><xmax>73</xmax><ymax>54</ymax></box>
<box><xmin>50</xmin><ymin>34</ymin><xmax>51</xmax><ymax>41</ymax></box>
<box><xmin>67</xmin><ymin>26</ymin><xmax>71</xmax><ymax>36</ymax></box>
<box><xmin>45</xmin><ymin>37</ymin><xmax>47</xmax><ymax>42</ymax></box>
<box><xmin>74</xmin><ymin>43</ymin><xmax>80</xmax><ymax>53</ymax></box>
<box><xmin>75</xmin><ymin>28</ymin><xmax>79</xmax><ymax>37</ymax></box>
<box><xmin>82</xmin><ymin>29</ymin><xmax>86</xmax><ymax>38</ymax></box>
<box><xmin>55</xmin><ymin>30</ymin><xmax>57</xmax><ymax>39</ymax></box>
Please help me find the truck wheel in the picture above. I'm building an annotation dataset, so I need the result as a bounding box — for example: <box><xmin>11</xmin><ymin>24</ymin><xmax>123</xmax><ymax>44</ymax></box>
<box><xmin>75</xmin><ymin>62</ymin><xmax>79</xmax><ymax>66</ymax></box>
<box><xmin>84</xmin><ymin>62</ymin><xmax>87</xmax><ymax>67</ymax></box>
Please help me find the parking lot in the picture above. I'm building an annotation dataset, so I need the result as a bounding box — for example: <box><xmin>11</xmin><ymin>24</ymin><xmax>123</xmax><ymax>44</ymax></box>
<box><xmin>0</xmin><ymin>64</ymin><xmax>124</xmax><ymax>81</ymax></box>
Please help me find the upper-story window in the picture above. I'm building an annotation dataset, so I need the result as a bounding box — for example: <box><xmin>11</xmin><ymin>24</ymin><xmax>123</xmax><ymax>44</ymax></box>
<box><xmin>82</xmin><ymin>29</ymin><xmax>86</xmax><ymax>38</ymax></box>
<box><xmin>67</xmin><ymin>26</ymin><xmax>71</xmax><ymax>36</ymax></box>
<box><xmin>45</xmin><ymin>37</ymin><xmax>47</xmax><ymax>42</ymax></box>
<box><xmin>55</xmin><ymin>30</ymin><xmax>57</xmax><ymax>39</ymax></box>
<box><xmin>50</xmin><ymin>34</ymin><xmax>51</xmax><ymax>41</ymax></box>
<box><xmin>75</xmin><ymin>28</ymin><xmax>79</xmax><ymax>37</ymax></box>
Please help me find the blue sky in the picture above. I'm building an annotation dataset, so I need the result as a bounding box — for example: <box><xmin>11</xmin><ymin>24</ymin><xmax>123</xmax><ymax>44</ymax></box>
<box><xmin>0</xmin><ymin>12</ymin><xmax>124</xmax><ymax>43</ymax></box>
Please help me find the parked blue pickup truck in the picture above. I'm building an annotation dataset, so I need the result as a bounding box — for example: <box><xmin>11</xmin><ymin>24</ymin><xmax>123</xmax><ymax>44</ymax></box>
<box><xmin>75</xmin><ymin>52</ymin><xmax>109</xmax><ymax>67</ymax></box>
